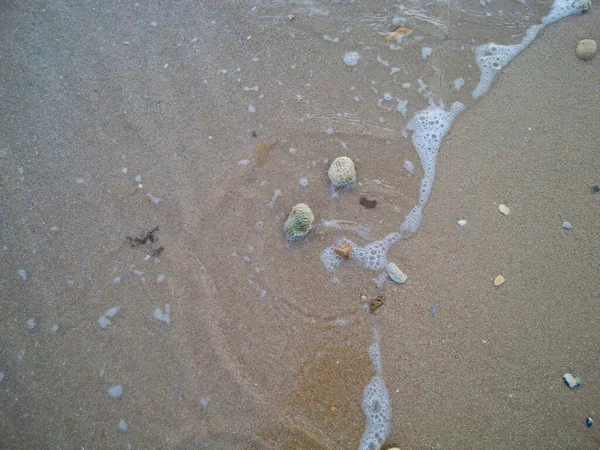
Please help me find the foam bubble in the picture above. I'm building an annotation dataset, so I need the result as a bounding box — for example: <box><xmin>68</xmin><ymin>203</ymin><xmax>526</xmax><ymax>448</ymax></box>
<box><xmin>403</xmin><ymin>102</ymin><xmax>464</xmax><ymax>207</ymax></box>
<box><xmin>108</xmin><ymin>385</ymin><xmax>123</xmax><ymax>398</ymax></box>
<box><xmin>472</xmin><ymin>0</ymin><xmax>585</xmax><ymax>100</ymax></box>
<box><xmin>343</xmin><ymin>51</ymin><xmax>361</xmax><ymax>66</ymax></box>
<box><xmin>359</xmin><ymin>328</ymin><xmax>391</xmax><ymax>450</ymax></box>
<box><xmin>98</xmin><ymin>306</ymin><xmax>120</xmax><ymax>329</ymax></box>
<box><xmin>119</xmin><ymin>419</ymin><xmax>128</xmax><ymax>431</ymax></box>
<box><xmin>320</xmin><ymin>233</ymin><xmax>402</xmax><ymax>272</ymax></box>
<box><xmin>153</xmin><ymin>304</ymin><xmax>171</xmax><ymax>324</ymax></box>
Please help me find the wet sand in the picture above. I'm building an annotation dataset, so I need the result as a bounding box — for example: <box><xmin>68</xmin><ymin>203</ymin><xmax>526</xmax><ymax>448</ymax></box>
<box><xmin>1</xmin><ymin>1</ymin><xmax>599</xmax><ymax>449</ymax></box>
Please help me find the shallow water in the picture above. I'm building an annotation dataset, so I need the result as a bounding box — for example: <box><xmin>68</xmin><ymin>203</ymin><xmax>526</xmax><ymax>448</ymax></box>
<box><xmin>1</xmin><ymin>1</ymin><xmax>598</xmax><ymax>449</ymax></box>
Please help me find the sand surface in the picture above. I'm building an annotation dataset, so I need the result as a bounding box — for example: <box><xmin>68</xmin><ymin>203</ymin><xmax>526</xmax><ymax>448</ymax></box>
<box><xmin>0</xmin><ymin>1</ymin><xmax>599</xmax><ymax>449</ymax></box>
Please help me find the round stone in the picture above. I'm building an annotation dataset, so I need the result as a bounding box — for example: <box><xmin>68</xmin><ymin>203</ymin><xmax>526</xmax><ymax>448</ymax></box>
<box><xmin>493</xmin><ymin>275</ymin><xmax>505</xmax><ymax>287</ymax></box>
<box><xmin>576</xmin><ymin>39</ymin><xmax>597</xmax><ymax>60</ymax></box>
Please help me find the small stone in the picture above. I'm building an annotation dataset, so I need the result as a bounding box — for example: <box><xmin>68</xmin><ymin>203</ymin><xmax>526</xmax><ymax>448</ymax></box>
<box><xmin>498</xmin><ymin>204</ymin><xmax>510</xmax><ymax>215</ymax></box>
<box><xmin>592</xmin><ymin>185</ymin><xmax>600</xmax><ymax>194</ymax></box>
<box><xmin>562</xmin><ymin>373</ymin><xmax>581</xmax><ymax>388</ymax></box>
<box><xmin>494</xmin><ymin>275</ymin><xmax>505</xmax><ymax>286</ymax></box>
<box><xmin>576</xmin><ymin>39</ymin><xmax>597</xmax><ymax>60</ymax></box>
<box><xmin>386</xmin><ymin>263</ymin><xmax>407</xmax><ymax>284</ymax></box>
<box><xmin>561</xmin><ymin>221</ymin><xmax>572</xmax><ymax>230</ymax></box>
<box><xmin>586</xmin><ymin>417</ymin><xmax>594</xmax><ymax>427</ymax></box>
<box><xmin>287</xmin><ymin>14</ymin><xmax>295</xmax><ymax>21</ymax></box>
<box><xmin>333</xmin><ymin>243</ymin><xmax>351</xmax><ymax>260</ymax></box>
<box><xmin>457</xmin><ymin>219</ymin><xmax>467</xmax><ymax>227</ymax></box>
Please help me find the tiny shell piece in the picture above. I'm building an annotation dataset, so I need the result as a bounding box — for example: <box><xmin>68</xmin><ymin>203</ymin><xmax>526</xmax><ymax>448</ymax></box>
<box><xmin>386</xmin><ymin>263</ymin><xmax>407</xmax><ymax>284</ymax></box>
<box><xmin>562</xmin><ymin>373</ymin><xmax>581</xmax><ymax>388</ymax></box>
<box><xmin>561</xmin><ymin>221</ymin><xmax>572</xmax><ymax>230</ymax></box>
<box><xmin>333</xmin><ymin>243</ymin><xmax>352</xmax><ymax>260</ymax></box>
<box><xmin>494</xmin><ymin>275</ymin><xmax>505</xmax><ymax>286</ymax></box>
<box><xmin>498</xmin><ymin>204</ymin><xmax>510</xmax><ymax>215</ymax></box>
<box><xmin>385</xmin><ymin>27</ymin><xmax>412</xmax><ymax>41</ymax></box>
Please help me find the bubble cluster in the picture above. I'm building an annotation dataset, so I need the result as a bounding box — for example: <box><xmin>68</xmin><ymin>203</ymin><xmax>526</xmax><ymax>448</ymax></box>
<box><xmin>358</xmin><ymin>376</ymin><xmax>391</xmax><ymax>450</ymax></box>
<box><xmin>320</xmin><ymin>233</ymin><xmax>401</xmax><ymax>272</ymax></box>
<box><xmin>403</xmin><ymin>103</ymin><xmax>464</xmax><ymax>207</ymax></box>
<box><xmin>343</xmin><ymin>51</ymin><xmax>361</xmax><ymax>66</ymax></box>
<box><xmin>359</xmin><ymin>329</ymin><xmax>391</xmax><ymax>450</ymax></box>
<box><xmin>472</xmin><ymin>0</ymin><xmax>586</xmax><ymax>100</ymax></box>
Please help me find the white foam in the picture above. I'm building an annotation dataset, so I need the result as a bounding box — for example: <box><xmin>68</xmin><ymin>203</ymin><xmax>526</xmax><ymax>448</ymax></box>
<box><xmin>403</xmin><ymin>102</ymin><xmax>464</xmax><ymax>209</ymax></box>
<box><xmin>17</xmin><ymin>269</ymin><xmax>26</xmax><ymax>280</ymax></box>
<box><xmin>396</xmin><ymin>99</ymin><xmax>408</xmax><ymax>118</ymax></box>
<box><xmin>108</xmin><ymin>385</ymin><xmax>123</xmax><ymax>398</ymax></box>
<box><xmin>343</xmin><ymin>51</ymin><xmax>361</xmax><ymax>66</ymax></box>
<box><xmin>98</xmin><ymin>306</ymin><xmax>120</xmax><ymax>329</ymax></box>
<box><xmin>359</xmin><ymin>328</ymin><xmax>391</xmax><ymax>450</ymax></box>
<box><xmin>421</xmin><ymin>47</ymin><xmax>432</xmax><ymax>59</ymax></box>
<box><xmin>320</xmin><ymin>233</ymin><xmax>401</xmax><ymax>272</ymax></box>
<box><xmin>119</xmin><ymin>419</ymin><xmax>128</xmax><ymax>431</ymax></box>
<box><xmin>268</xmin><ymin>189</ymin><xmax>282</xmax><ymax>207</ymax></box>
<box><xmin>403</xmin><ymin>160</ymin><xmax>415</xmax><ymax>175</ymax></box>
<box><xmin>27</xmin><ymin>319</ymin><xmax>36</xmax><ymax>330</ymax></box>
<box><xmin>298</xmin><ymin>176</ymin><xmax>309</xmax><ymax>187</ymax></box>
<box><xmin>153</xmin><ymin>304</ymin><xmax>171</xmax><ymax>324</ymax></box>
<box><xmin>472</xmin><ymin>0</ymin><xmax>585</xmax><ymax>100</ymax></box>
<box><xmin>453</xmin><ymin>78</ymin><xmax>465</xmax><ymax>91</ymax></box>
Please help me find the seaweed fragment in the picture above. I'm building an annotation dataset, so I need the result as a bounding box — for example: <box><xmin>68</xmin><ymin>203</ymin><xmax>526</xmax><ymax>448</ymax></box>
<box><xmin>360</xmin><ymin>197</ymin><xmax>377</xmax><ymax>209</ymax></box>
<box><xmin>127</xmin><ymin>227</ymin><xmax>159</xmax><ymax>247</ymax></box>
<box><xmin>369</xmin><ymin>295</ymin><xmax>385</xmax><ymax>313</ymax></box>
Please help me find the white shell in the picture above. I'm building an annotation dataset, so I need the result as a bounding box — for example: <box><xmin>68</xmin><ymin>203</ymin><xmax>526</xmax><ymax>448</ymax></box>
<box><xmin>562</xmin><ymin>373</ymin><xmax>581</xmax><ymax>388</ymax></box>
<box><xmin>498</xmin><ymin>204</ymin><xmax>510</xmax><ymax>215</ymax></box>
<box><xmin>386</xmin><ymin>263</ymin><xmax>407</xmax><ymax>284</ymax></box>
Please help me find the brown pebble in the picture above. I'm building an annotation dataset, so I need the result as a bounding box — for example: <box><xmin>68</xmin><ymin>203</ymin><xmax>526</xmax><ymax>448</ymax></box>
<box><xmin>360</xmin><ymin>197</ymin><xmax>377</xmax><ymax>208</ymax></box>
<box><xmin>494</xmin><ymin>275</ymin><xmax>505</xmax><ymax>286</ymax></box>
<box><xmin>334</xmin><ymin>243</ymin><xmax>352</xmax><ymax>260</ymax></box>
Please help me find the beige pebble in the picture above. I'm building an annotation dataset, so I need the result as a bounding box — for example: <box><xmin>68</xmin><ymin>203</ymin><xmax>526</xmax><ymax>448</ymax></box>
<box><xmin>498</xmin><ymin>204</ymin><xmax>510</xmax><ymax>215</ymax></box>
<box><xmin>386</xmin><ymin>263</ymin><xmax>407</xmax><ymax>284</ymax></box>
<box><xmin>576</xmin><ymin>39</ymin><xmax>597</xmax><ymax>60</ymax></box>
<box><xmin>494</xmin><ymin>275</ymin><xmax>505</xmax><ymax>286</ymax></box>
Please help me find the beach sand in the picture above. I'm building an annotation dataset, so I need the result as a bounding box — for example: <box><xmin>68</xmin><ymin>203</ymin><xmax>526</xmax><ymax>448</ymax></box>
<box><xmin>0</xmin><ymin>1</ymin><xmax>598</xmax><ymax>449</ymax></box>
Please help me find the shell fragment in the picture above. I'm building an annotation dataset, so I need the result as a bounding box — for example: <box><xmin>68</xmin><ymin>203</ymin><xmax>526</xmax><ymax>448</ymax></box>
<box><xmin>562</xmin><ymin>373</ymin><xmax>581</xmax><ymax>389</ymax></box>
<box><xmin>386</xmin><ymin>263</ymin><xmax>407</xmax><ymax>284</ymax></box>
